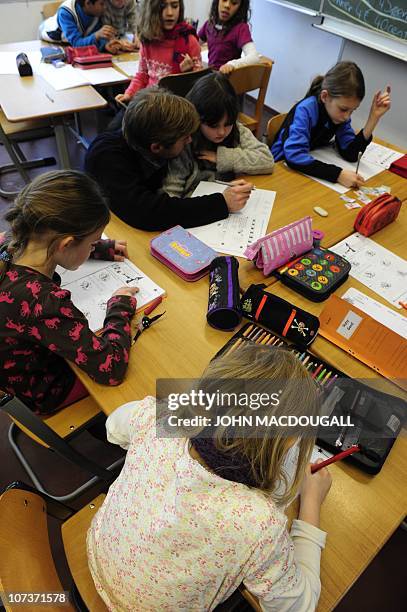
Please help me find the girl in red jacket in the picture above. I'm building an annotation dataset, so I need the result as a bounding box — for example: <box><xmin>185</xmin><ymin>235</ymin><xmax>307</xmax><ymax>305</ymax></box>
<box><xmin>116</xmin><ymin>0</ymin><xmax>202</xmax><ymax>104</ymax></box>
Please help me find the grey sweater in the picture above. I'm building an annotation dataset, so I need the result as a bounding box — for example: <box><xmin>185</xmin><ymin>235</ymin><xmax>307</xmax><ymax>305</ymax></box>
<box><xmin>162</xmin><ymin>123</ymin><xmax>274</xmax><ymax>197</ymax></box>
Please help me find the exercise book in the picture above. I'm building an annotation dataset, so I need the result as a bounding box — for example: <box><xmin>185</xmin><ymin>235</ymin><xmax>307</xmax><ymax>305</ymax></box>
<box><xmin>189</xmin><ymin>181</ymin><xmax>276</xmax><ymax>257</ymax></box>
<box><xmin>306</xmin><ymin>142</ymin><xmax>404</xmax><ymax>194</ymax></box>
<box><xmin>57</xmin><ymin>259</ymin><xmax>165</xmax><ymax>332</ymax></box>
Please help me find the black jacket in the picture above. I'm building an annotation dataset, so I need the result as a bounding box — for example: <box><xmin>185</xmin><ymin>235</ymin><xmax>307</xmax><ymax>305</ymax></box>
<box><xmin>85</xmin><ymin>130</ymin><xmax>229</xmax><ymax>231</ymax></box>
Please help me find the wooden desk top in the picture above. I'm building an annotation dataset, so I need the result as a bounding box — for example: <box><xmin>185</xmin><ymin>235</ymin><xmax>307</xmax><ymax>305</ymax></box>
<box><xmin>70</xmin><ymin>152</ymin><xmax>407</xmax><ymax>611</ymax></box>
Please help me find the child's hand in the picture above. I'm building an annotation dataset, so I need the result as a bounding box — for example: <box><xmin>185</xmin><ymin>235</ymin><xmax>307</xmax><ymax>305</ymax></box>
<box><xmin>105</xmin><ymin>39</ymin><xmax>124</xmax><ymax>54</ymax></box>
<box><xmin>115</xmin><ymin>92</ymin><xmax>132</xmax><ymax>105</ymax></box>
<box><xmin>369</xmin><ymin>86</ymin><xmax>391</xmax><ymax>121</ymax></box>
<box><xmin>96</xmin><ymin>25</ymin><xmax>117</xmax><ymax>40</ymax></box>
<box><xmin>113</xmin><ymin>240</ymin><xmax>128</xmax><ymax>261</ymax></box>
<box><xmin>338</xmin><ymin>169</ymin><xmax>365</xmax><ymax>188</ymax></box>
<box><xmin>298</xmin><ymin>462</ymin><xmax>332</xmax><ymax>528</ymax></box>
<box><xmin>118</xmin><ymin>39</ymin><xmax>137</xmax><ymax>52</ymax></box>
<box><xmin>180</xmin><ymin>53</ymin><xmax>194</xmax><ymax>72</ymax></box>
<box><xmin>198</xmin><ymin>150</ymin><xmax>217</xmax><ymax>163</ymax></box>
<box><xmin>219</xmin><ymin>63</ymin><xmax>234</xmax><ymax>75</ymax></box>
<box><xmin>111</xmin><ymin>286</ymin><xmax>139</xmax><ymax>298</ymax></box>
<box><xmin>223</xmin><ymin>180</ymin><xmax>253</xmax><ymax>212</ymax></box>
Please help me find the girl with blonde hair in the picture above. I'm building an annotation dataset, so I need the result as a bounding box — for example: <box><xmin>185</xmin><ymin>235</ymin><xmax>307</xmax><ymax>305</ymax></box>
<box><xmin>87</xmin><ymin>343</ymin><xmax>331</xmax><ymax>611</ymax></box>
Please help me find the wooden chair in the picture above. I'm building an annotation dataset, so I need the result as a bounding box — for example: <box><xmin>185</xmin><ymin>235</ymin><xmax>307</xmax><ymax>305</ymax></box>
<box><xmin>227</xmin><ymin>60</ymin><xmax>273</xmax><ymax>139</ymax></box>
<box><xmin>0</xmin><ymin>482</ymin><xmax>108</xmax><ymax>611</ymax></box>
<box><xmin>266</xmin><ymin>112</ymin><xmax>287</xmax><ymax>147</ymax></box>
<box><xmin>158</xmin><ymin>67</ymin><xmax>213</xmax><ymax>98</ymax></box>
<box><xmin>41</xmin><ymin>1</ymin><xmax>62</xmax><ymax>19</ymax></box>
<box><xmin>0</xmin><ymin>392</ymin><xmax>124</xmax><ymax>502</ymax></box>
<box><xmin>0</xmin><ymin>110</ymin><xmax>56</xmax><ymax>199</ymax></box>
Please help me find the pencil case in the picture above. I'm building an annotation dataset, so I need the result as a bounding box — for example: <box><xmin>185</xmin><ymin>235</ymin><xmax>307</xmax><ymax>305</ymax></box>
<box><xmin>240</xmin><ymin>284</ymin><xmax>319</xmax><ymax>346</ymax></box>
<box><xmin>66</xmin><ymin>45</ymin><xmax>113</xmax><ymax>69</ymax></box>
<box><xmin>354</xmin><ymin>193</ymin><xmax>402</xmax><ymax>237</ymax></box>
<box><xmin>276</xmin><ymin>247</ymin><xmax>351</xmax><ymax>302</ymax></box>
<box><xmin>389</xmin><ymin>154</ymin><xmax>407</xmax><ymax>179</ymax></box>
<box><xmin>215</xmin><ymin>321</ymin><xmax>406</xmax><ymax>474</ymax></box>
<box><xmin>40</xmin><ymin>46</ymin><xmax>66</xmax><ymax>63</ymax></box>
<box><xmin>207</xmin><ymin>256</ymin><xmax>242</xmax><ymax>331</ymax></box>
<box><xmin>150</xmin><ymin>225</ymin><xmax>218</xmax><ymax>281</ymax></box>
<box><xmin>244</xmin><ymin>216</ymin><xmax>313</xmax><ymax>275</ymax></box>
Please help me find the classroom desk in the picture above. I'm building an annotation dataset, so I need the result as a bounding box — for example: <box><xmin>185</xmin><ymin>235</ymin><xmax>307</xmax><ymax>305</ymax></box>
<box><xmin>71</xmin><ymin>152</ymin><xmax>407</xmax><ymax>610</ymax></box>
<box><xmin>0</xmin><ymin>41</ymin><xmax>108</xmax><ymax>168</ymax></box>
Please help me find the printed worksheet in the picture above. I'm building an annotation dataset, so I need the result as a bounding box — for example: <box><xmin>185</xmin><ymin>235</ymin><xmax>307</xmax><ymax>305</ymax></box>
<box><xmin>306</xmin><ymin>142</ymin><xmax>404</xmax><ymax>194</ymax></box>
<box><xmin>188</xmin><ymin>182</ymin><xmax>276</xmax><ymax>257</ymax></box>
<box><xmin>331</xmin><ymin>233</ymin><xmax>407</xmax><ymax>309</ymax></box>
<box><xmin>342</xmin><ymin>288</ymin><xmax>407</xmax><ymax>339</ymax></box>
<box><xmin>57</xmin><ymin>259</ymin><xmax>165</xmax><ymax>331</ymax></box>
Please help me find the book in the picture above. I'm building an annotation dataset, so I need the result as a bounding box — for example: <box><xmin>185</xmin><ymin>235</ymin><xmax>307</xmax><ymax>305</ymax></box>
<box><xmin>57</xmin><ymin>258</ymin><xmax>165</xmax><ymax>332</ymax></box>
<box><xmin>319</xmin><ymin>295</ymin><xmax>407</xmax><ymax>391</ymax></box>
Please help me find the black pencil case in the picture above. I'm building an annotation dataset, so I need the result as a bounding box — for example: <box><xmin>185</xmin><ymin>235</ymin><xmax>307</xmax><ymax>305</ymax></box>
<box><xmin>240</xmin><ymin>284</ymin><xmax>319</xmax><ymax>347</ymax></box>
<box><xmin>215</xmin><ymin>321</ymin><xmax>406</xmax><ymax>474</ymax></box>
<box><xmin>275</xmin><ymin>247</ymin><xmax>351</xmax><ymax>302</ymax></box>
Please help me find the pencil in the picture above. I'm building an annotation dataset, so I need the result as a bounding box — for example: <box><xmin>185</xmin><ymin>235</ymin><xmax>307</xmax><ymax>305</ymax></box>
<box><xmin>311</xmin><ymin>445</ymin><xmax>361</xmax><ymax>473</ymax></box>
<box><xmin>356</xmin><ymin>151</ymin><xmax>363</xmax><ymax>174</ymax></box>
<box><xmin>224</xmin><ymin>338</ymin><xmax>243</xmax><ymax>356</ymax></box>
<box><xmin>214</xmin><ymin>179</ymin><xmax>256</xmax><ymax>190</ymax></box>
<box><xmin>243</xmin><ymin>324</ymin><xmax>254</xmax><ymax>337</ymax></box>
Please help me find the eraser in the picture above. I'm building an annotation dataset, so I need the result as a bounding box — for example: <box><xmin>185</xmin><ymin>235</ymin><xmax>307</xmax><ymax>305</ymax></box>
<box><xmin>313</xmin><ymin>206</ymin><xmax>328</xmax><ymax>217</ymax></box>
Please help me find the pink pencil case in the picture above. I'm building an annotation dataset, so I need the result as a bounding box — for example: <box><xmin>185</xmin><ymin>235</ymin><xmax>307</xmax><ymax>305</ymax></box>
<box><xmin>244</xmin><ymin>216</ymin><xmax>313</xmax><ymax>275</ymax></box>
<box><xmin>150</xmin><ymin>225</ymin><xmax>218</xmax><ymax>281</ymax></box>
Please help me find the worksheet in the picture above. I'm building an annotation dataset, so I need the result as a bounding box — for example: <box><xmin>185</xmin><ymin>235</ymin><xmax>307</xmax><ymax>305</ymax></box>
<box><xmin>331</xmin><ymin>233</ymin><xmax>407</xmax><ymax>309</ymax></box>
<box><xmin>113</xmin><ymin>60</ymin><xmax>139</xmax><ymax>77</ymax></box>
<box><xmin>306</xmin><ymin>142</ymin><xmax>404</xmax><ymax>194</ymax></box>
<box><xmin>188</xmin><ymin>182</ymin><xmax>276</xmax><ymax>257</ymax></box>
<box><xmin>57</xmin><ymin>259</ymin><xmax>165</xmax><ymax>332</ymax></box>
<box><xmin>342</xmin><ymin>288</ymin><xmax>407</xmax><ymax>339</ymax></box>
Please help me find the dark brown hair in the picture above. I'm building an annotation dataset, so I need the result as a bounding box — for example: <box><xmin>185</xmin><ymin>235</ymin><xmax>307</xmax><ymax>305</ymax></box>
<box><xmin>138</xmin><ymin>0</ymin><xmax>185</xmax><ymax>42</ymax></box>
<box><xmin>306</xmin><ymin>61</ymin><xmax>365</xmax><ymax>100</ymax></box>
<box><xmin>209</xmin><ymin>0</ymin><xmax>251</xmax><ymax>35</ymax></box>
<box><xmin>0</xmin><ymin>170</ymin><xmax>110</xmax><ymax>281</ymax></box>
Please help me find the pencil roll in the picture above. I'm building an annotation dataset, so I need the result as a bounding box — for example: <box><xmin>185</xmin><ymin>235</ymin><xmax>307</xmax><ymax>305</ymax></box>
<box><xmin>207</xmin><ymin>256</ymin><xmax>242</xmax><ymax>331</ymax></box>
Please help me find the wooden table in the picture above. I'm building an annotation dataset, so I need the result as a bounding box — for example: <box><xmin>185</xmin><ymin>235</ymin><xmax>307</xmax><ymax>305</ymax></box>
<box><xmin>71</xmin><ymin>150</ymin><xmax>407</xmax><ymax>610</ymax></box>
<box><xmin>0</xmin><ymin>41</ymin><xmax>108</xmax><ymax>168</ymax></box>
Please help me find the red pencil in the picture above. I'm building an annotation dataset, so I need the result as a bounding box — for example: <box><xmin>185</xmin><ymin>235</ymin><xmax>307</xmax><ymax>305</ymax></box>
<box><xmin>144</xmin><ymin>296</ymin><xmax>163</xmax><ymax>316</ymax></box>
<box><xmin>311</xmin><ymin>446</ymin><xmax>361</xmax><ymax>473</ymax></box>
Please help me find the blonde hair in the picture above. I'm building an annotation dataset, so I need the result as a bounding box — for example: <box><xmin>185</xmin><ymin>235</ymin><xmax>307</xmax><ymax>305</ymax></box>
<box><xmin>178</xmin><ymin>343</ymin><xmax>320</xmax><ymax>506</ymax></box>
<box><xmin>123</xmin><ymin>86</ymin><xmax>199</xmax><ymax>149</ymax></box>
<box><xmin>0</xmin><ymin>170</ymin><xmax>110</xmax><ymax>281</ymax></box>
<box><xmin>138</xmin><ymin>0</ymin><xmax>185</xmax><ymax>42</ymax></box>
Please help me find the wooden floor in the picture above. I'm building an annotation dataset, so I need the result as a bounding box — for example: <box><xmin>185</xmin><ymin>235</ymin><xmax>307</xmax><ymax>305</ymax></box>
<box><xmin>0</xmin><ymin>100</ymin><xmax>406</xmax><ymax>612</ymax></box>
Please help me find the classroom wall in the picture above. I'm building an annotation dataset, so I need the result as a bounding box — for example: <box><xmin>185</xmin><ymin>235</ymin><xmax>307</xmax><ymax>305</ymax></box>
<box><xmin>1</xmin><ymin>0</ymin><xmax>405</xmax><ymax>148</ymax></box>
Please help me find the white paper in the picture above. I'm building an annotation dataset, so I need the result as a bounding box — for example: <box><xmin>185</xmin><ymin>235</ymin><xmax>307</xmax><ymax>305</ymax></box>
<box><xmin>82</xmin><ymin>66</ymin><xmax>129</xmax><ymax>85</ymax></box>
<box><xmin>36</xmin><ymin>63</ymin><xmax>90</xmax><ymax>90</ymax></box>
<box><xmin>113</xmin><ymin>60</ymin><xmax>139</xmax><ymax>77</ymax></box>
<box><xmin>188</xmin><ymin>182</ymin><xmax>276</xmax><ymax>257</ymax></box>
<box><xmin>342</xmin><ymin>288</ymin><xmax>407</xmax><ymax>339</ymax></box>
<box><xmin>0</xmin><ymin>51</ymin><xmax>42</xmax><ymax>74</ymax></box>
<box><xmin>201</xmin><ymin>48</ymin><xmax>209</xmax><ymax>64</ymax></box>
<box><xmin>57</xmin><ymin>259</ymin><xmax>165</xmax><ymax>332</ymax></box>
<box><xmin>306</xmin><ymin>142</ymin><xmax>404</xmax><ymax>194</ymax></box>
<box><xmin>331</xmin><ymin>233</ymin><xmax>407</xmax><ymax>309</ymax></box>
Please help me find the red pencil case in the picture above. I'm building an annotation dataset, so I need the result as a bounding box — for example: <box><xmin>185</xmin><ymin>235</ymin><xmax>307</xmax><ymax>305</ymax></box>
<box><xmin>354</xmin><ymin>193</ymin><xmax>402</xmax><ymax>237</ymax></box>
<box><xmin>389</xmin><ymin>154</ymin><xmax>407</xmax><ymax>179</ymax></box>
<box><xmin>66</xmin><ymin>45</ymin><xmax>112</xmax><ymax>69</ymax></box>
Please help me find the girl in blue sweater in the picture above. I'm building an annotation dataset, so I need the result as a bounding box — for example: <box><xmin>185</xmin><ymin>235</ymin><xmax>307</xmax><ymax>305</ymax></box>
<box><xmin>272</xmin><ymin>62</ymin><xmax>391</xmax><ymax>189</ymax></box>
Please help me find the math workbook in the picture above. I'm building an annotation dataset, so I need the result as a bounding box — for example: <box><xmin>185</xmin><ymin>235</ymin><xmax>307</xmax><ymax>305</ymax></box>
<box><xmin>57</xmin><ymin>259</ymin><xmax>165</xmax><ymax>332</ymax></box>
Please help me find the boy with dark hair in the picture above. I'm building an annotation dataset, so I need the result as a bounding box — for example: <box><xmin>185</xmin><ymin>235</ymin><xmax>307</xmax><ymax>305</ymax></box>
<box><xmin>85</xmin><ymin>88</ymin><xmax>252</xmax><ymax>231</ymax></box>
<box><xmin>40</xmin><ymin>0</ymin><xmax>118</xmax><ymax>51</ymax></box>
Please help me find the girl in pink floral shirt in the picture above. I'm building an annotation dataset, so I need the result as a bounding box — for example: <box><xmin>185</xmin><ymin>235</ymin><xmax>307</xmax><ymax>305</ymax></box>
<box><xmin>0</xmin><ymin>170</ymin><xmax>137</xmax><ymax>414</ymax></box>
<box><xmin>116</xmin><ymin>0</ymin><xmax>202</xmax><ymax>104</ymax></box>
<box><xmin>88</xmin><ymin>345</ymin><xmax>331</xmax><ymax>611</ymax></box>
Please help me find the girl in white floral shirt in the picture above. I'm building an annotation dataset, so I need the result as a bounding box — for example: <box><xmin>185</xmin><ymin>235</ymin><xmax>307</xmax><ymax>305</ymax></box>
<box><xmin>87</xmin><ymin>344</ymin><xmax>331</xmax><ymax>611</ymax></box>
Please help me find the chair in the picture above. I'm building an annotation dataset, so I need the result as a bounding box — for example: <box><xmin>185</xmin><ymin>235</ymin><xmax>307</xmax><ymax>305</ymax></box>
<box><xmin>158</xmin><ymin>67</ymin><xmax>213</xmax><ymax>98</ymax></box>
<box><xmin>227</xmin><ymin>60</ymin><xmax>274</xmax><ymax>139</ymax></box>
<box><xmin>266</xmin><ymin>112</ymin><xmax>287</xmax><ymax>147</ymax></box>
<box><xmin>41</xmin><ymin>1</ymin><xmax>62</xmax><ymax>19</ymax></box>
<box><xmin>0</xmin><ymin>482</ymin><xmax>108</xmax><ymax>611</ymax></box>
<box><xmin>0</xmin><ymin>392</ymin><xmax>124</xmax><ymax>502</ymax></box>
<box><xmin>0</xmin><ymin>110</ymin><xmax>56</xmax><ymax>199</ymax></box>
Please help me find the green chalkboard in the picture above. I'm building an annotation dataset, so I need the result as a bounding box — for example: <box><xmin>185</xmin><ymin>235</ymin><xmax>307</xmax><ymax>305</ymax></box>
<box><xmin>322</xmin><ymin>0</ymin><xmax>407</xmax><ymax>42</ymax></box>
